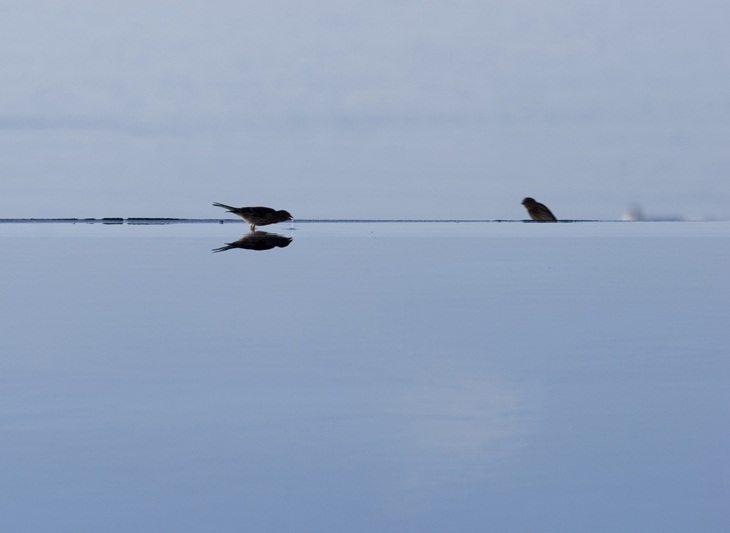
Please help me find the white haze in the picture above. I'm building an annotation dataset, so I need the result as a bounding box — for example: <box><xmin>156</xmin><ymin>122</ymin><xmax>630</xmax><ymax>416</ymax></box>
<box><xmin>1</xmin><ymin>0</ymin><xmax>729</xmax><ymax>220</ymax></box>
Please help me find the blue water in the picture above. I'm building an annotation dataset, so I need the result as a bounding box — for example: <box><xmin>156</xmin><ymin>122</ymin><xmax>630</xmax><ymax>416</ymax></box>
<box><xmin>1</xmin><ymin>221</ymin><xmax>728</xmax><ymax>532</ymax></box>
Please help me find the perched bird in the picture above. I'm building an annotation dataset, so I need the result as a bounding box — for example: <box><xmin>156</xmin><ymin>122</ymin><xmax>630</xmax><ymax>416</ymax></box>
<box><xmin>521</xmin><ymin>197</ymin><xmax>557</xmax><ymax>222</ymax></box>
<box><xmin>213</xmin><ymin>203</ymin><xmax>293</xmax><ymax>231</ymax></box>
<box><xmin>212</xmin><ymin>231</ymin><xmax>293</xmax><ymax>253</ymax></box>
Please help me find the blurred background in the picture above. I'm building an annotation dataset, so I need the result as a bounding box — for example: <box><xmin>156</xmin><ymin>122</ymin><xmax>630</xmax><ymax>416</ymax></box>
<box><xmin>1</xmin><ymin>0</ymin><xmax>728</xmax><ymax>220</ymax></box>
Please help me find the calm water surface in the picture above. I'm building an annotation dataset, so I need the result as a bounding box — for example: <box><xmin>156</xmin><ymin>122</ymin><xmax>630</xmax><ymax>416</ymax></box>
<box><xmin>1</xmin><ymin>221</ymin><xmax>728</xmax><ymax>532</ymax></box>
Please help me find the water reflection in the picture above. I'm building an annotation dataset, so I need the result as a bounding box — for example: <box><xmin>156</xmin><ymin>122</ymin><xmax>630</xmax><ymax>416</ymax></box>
<box><xmin>3</xmin><ymin>222</ymin><xmax>727</xmax><ymax>532</ymax></box>
<box><xmin>371</xmin><ymin>364</ymin><xmax>537</xmax><ymax>497</ymax></box>
<box><xmin>212</xmin><ymin>230</ymin><xmax>293</xmax><ymax>252</ymax></box>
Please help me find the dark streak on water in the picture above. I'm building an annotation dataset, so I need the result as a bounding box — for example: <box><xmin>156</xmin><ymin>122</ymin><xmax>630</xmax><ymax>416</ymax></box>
<box><xmin>0</xmin><ymin>218</ymin><xmax>624</xmax><ymax>225</ymax></box>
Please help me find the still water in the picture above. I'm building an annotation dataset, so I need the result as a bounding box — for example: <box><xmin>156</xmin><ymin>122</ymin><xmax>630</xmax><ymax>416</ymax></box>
<box><xmin>1</xmin><ymin>221</ymin><xmax>728</xmax><ymax>532</ymax></box>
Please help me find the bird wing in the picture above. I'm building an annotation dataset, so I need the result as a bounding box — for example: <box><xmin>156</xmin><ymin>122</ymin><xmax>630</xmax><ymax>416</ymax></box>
<box><xmin>246</xmin><ymin>206</ymin><xmax>277</xmax><ymax>216</ymax></box>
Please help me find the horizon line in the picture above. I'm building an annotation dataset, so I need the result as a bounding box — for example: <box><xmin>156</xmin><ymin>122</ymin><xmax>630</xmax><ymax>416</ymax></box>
<box><xmin>0</xmin><ymin>217</ymin><xmax>674</xmax><ymax>225</ymax></box>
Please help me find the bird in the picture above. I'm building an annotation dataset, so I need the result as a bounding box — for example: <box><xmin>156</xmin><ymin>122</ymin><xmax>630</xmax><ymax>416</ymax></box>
<box><xmin>213</xmin><ymin>203</ymin><xmax>293</xmax><ymax>231</ymax></box>
<box><xmin>521</xmin><ymin>197</ymin><xmax>557</xmax><ymax>222</ymax></box>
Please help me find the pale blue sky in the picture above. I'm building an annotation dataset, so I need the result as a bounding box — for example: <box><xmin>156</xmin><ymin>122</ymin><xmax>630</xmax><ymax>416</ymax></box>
<box><xmin>1</xmin><ymin>0</ymin><xmax>729</xmax><ymax>219</ymax></box>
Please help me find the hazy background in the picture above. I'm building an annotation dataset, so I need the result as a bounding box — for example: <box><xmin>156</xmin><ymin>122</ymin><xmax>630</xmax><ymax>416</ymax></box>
<box><xmin>1</xmin><ymin>0</ymin><xmax>729</xmax><ymax>220</ymax></box>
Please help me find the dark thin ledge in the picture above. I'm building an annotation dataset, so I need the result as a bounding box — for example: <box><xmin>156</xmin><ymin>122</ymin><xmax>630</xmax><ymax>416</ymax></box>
<box><xmin>0</xmin><ymin>218</ymin><xmax>627</xmax><ymax>225</ymax></box>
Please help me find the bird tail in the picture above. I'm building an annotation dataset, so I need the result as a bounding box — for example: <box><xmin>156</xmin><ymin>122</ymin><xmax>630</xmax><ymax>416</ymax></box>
<box><xmin>212</xmin><ymin>202</ymin><xmax>236</xmax><ymax>212</ymax></box>
<box><xmin>212</xmin><ymin>243</ymin><xmax>235</xmax><ymax>253</ymax></box>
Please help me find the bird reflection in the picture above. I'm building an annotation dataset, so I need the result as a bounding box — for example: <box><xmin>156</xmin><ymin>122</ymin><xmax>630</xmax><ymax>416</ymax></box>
<box><xmin>212</xmin><ymin>231</ymin><xmax>293</xmax><ymax>253</ymax></box>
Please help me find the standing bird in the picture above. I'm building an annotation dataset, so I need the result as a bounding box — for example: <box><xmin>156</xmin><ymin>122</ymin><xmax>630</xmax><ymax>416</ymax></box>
<box><xmin>213</xmin><ymin>203</ymin><xmax>293</xmax><ymax>231</ymax></box>
<box><xmin>521</xmin><ymin>197</ymin><xmax>557</xmax><ymax>222</ymax></box>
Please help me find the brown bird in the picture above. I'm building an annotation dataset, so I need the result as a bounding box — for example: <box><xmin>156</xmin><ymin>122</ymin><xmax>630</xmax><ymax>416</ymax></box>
<box><xmin>521</xmin><ymin>197</ymin><xmax>557</xmax><ymax>222</ymax></box>
<box><xmin>213</xmin><ymin>203</ymin><xmax>293</xmax><ymax>231</ymax></box>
